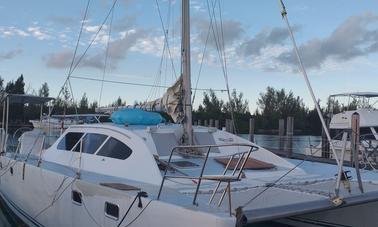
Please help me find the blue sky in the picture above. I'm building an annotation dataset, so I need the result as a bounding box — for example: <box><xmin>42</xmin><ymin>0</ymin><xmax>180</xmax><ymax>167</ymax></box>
<box><xmin>1</xmin><ymin>0</ymin><xmax>378</xmax><ymax>111</ymax></box>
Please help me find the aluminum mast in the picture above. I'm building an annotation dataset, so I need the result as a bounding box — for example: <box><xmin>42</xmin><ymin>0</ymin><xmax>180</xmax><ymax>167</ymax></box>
<box><xmin>182</xmin><ymin>0</ymin><xmax>193</xmax><ymax>145</ymax></box>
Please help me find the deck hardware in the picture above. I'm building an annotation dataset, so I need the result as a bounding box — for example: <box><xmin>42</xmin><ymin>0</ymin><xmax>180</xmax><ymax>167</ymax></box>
<box><xmin>105</xmin><ymin>202</ymin><xmax>119</xmax><ymax>220</ymax></box>
<box><xmin>37</xmin><ymin>135</ymin><xmax>46</xmax><ymax>167</ymax></box>
<box><xmin>157</xmin><ymin>143</ymin><xmax>258</xmax><ymax>215</ymax></box>
<box><xmin>331</xmin><ymin>196</ymin><xmax>344</xmax><ymax>207</ymax></box>
<box><xmin>9</xmin><ymin>166</ymin><xmax>13</xmax><ymax>175</ymax></box>
<box><xmin>137</xmin><ymin>191</ymin><xmax>148</xmax><ymax>208</ymax></box>
<box><xmin>72</xmin><ymin>190</ymin><xmax>82</xmax><ymax>205</ymax></box>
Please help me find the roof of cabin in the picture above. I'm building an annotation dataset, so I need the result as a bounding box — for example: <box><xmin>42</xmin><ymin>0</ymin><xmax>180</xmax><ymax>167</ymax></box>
<box><xmin>329</xmin><ymin>92</ymin><xmax>378</xmax><ymax>98</ymax></box>
<box><xmin>330</xmin><ymin>108</ymin><xmax>378</xmax><ymax>128</ymax></box>
<box><xmin>0</xmin><ymin>93</ymin><xmax>54</xmax><ymax>104</ymax></box>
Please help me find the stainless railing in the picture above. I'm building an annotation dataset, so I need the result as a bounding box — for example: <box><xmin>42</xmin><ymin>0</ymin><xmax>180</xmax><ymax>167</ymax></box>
<box><xmin>157</xmin><ymin>143</ymin><xmax>258</xmax><ymax>215</ymax></box>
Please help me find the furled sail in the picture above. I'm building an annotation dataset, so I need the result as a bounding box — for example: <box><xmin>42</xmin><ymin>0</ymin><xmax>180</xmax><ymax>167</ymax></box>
<box><xmin>139</xmin><ymin>76</ymin><xmax>183</xmax><ymax>123</ymax></box>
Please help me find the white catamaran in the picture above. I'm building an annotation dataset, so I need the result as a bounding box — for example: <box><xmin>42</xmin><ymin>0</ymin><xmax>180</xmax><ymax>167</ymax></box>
<box><xmin>1</xmin><ymin>1</ymin><xmax>378</xmax><ymax>227</ymax></box>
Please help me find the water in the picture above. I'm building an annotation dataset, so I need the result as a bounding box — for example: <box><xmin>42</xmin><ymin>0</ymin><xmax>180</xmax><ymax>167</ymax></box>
<box><xmin>240</xmin><ymin>134</ymin><xmax>321</xmax><ymax>155</ymax></box>
<box><xmin>0</xmin><ymin>134</ymin><xmax>320</xmax><ymax>226</ymax></box>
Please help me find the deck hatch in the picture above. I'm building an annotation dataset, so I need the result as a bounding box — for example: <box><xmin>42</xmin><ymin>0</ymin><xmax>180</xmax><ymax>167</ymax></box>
<box><xmin>171</xmin><ymin>160</ymin><xmax>199</xmax><ymax>168</ymax></box>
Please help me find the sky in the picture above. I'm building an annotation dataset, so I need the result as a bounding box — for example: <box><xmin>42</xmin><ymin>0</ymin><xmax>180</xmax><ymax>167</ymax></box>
<box><xmin>1</xmin><ymin>0</ymin><xmax>378</xmax><ymax>112</ymax></box>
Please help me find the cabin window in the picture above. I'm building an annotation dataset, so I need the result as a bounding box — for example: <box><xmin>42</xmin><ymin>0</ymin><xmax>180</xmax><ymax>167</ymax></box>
<box><xmin>57</xmin><ymin>132</ymin><xmax>84</xmax><ymax>151</ymax></box>
<box><xmin>360</xmin><ymin>127</ymin><xmax>375</xmax><ymax>140</ymax></box>
<box><xmin>330</xmin><ymin>129</ymin><xmax>344</xmax><ymax>140</ymax></box>
<box><xmin>96</xmin><ymin>137</ymin><xmax>132</xmax><ymax>160</ymax></box>
<box><xmin>105</xmin><ymin>202</ymin><xmax>119</xmax><ymax>220</ymax></box>
<box><xmin>78</xmin><ymin>133</ymin><xmax>108</xmax><ymax>154</ymax></box>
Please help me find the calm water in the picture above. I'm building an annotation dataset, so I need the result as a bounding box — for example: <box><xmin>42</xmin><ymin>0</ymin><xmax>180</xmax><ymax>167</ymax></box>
<box><xmin>0</xmin><ymin>134</ymin><xmax>319</xmax><ymax>226</ymax></box>
<box><xmin>240</xmin><ymin>134</ymin><xmax>321</xmax><ymax>154</ymax></box>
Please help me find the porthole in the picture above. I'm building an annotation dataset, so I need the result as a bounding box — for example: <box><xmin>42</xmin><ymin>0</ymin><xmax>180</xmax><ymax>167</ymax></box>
<box><xmin>105</xmin><ymin>202</ymin><xmax>119</xmax><ymax>220</ymax></box>
<box><xmin>72</xmin><ymin>190</ymin><xmax>82</xmax><ymax>205</ymax></box>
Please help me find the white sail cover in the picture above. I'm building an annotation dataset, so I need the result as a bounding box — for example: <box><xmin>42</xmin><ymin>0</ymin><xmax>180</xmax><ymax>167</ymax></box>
<box><xmin>139</xmin><ymin>76</ymin><xmax>183</xmax><ymax>123</ymax></box>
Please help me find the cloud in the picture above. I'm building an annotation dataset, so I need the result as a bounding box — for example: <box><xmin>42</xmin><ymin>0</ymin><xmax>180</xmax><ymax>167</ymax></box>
<box><xmin>237</xmin><ymin>26</ymin><xmax>299</xmax><ymax>57</ymax></box>
<box><xmin>106</xmin><ymin>29</ymin><xmax>147</xmax><ymax>61</ymax></box>
<box><xmin>48</xmin><ymin>16</ymin><xmax>77</xmax><ymax>26</ymax></box>
<box><xmin>45</xmin><ymin>50</ymin><xmax>105</xmax><ymax>69</ymax></box>
<box><xmin>0</xmin><ymin>49</ymin><xmax>23</xmax><ymax>61</ymax></box>
<box><xmin>27</xmin><ymin>26</ymin><xmax>51</xmax><ymax>40</ymax></box>
<box><xmin>276</xmin><ymin>13</ymin><xmax>378</xmax><ymax>70</ymax></box>
<box><xmin>45</xmin><ymin>29</ymin><xmax>147</xmax><ymax>70</ymax></box>
<box><xmin>0</xmin><ymin>26</ymin><xmax>29</xmax><ymax>38</ymax></box>
<box><xmin>45</xmin><ymin>50</ymin><xmax>73</xmax><ymax>68</ymax></box>
<box><xmin>193</xmin><ymin>17</ymin><xmax>244</xmax><ymax>48</ymax></box>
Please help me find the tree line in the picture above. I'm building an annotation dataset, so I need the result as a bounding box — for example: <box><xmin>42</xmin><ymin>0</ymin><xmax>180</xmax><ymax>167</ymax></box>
<box><xmin>2</xmin><ymin>74</ymin><xmax>341</xmax><ymax>135</ymax></box>
<box><xmin>193</xmin><ymin>87</ymin><xmax>326</xmax><ymax>135</ymax></box>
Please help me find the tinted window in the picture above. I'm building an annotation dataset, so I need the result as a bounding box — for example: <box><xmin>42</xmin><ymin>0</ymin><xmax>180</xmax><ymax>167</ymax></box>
<box><xmin>330</xmin><ymin>129</ymin><xmax>351</xmax><ymax>141</ymax></box>
<box><xmin>330</xmin><ymin>129</ymin><xmax>344</xmax><ymax>140</ymax></box>
<box><xmin>96</xmin><ymin>137</ymin><xmax>132</xmax><ymax>160</ymax></box>
<box><xmin>80</xmin><ymin>133</ymin><xmax>108</xmax><ymax>154</ymax></box>
<box><xmin>360</xmin><ymin>127</ymin><xmax>375</xmax><ymax>140</ymax></box>
<box><xmin>57</xmin><ymin>132</ymin><xmax>84</xmax><ymax>151</ymax></box>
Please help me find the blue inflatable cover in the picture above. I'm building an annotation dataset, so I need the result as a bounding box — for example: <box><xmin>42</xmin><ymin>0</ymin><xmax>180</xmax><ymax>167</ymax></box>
<box><xmin>111</xmin><ymin>109</ymin><xmax>164</xmax><ymax>125</ymax></box>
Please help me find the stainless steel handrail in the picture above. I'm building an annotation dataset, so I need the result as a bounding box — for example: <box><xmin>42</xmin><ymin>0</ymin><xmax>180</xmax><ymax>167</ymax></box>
<box><xmin>157</xmin><ymin>143</ymin><xmax>258</xmax><ymax>209</ymax></box>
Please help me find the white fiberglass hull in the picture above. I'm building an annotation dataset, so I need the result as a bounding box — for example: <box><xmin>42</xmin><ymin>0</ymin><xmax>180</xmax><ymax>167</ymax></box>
<box><xmin>0</xmin><ymin>157</ymin><xmax>235</xmax><ymax>227</ymax></box>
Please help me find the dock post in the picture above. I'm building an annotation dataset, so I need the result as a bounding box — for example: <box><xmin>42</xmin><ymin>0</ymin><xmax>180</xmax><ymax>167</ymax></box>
<box><xmin>226</xmin><ymin>119</ymin><xmax>232</xmax><ymax>133</ymax></box>
<box><xmin>193</xmin><ymin>120</ymin><xmax>198</xmax><ymax>126</ymax></box>
<box><xmin>279</xmin><ymin>119</ymin><xmax>285</xmax><ymax>153</ymax></box>
<box><xmin>248</xmin><ymin>118</ymin><xmax>255</xmax><ymax>142</ymax></box>
<box><xmin>209</xmin><ymin>119</ymin><xmax>214</xmax><ymax>127</ymax></box>
<box><xmin>204</xmin><ymin>120</ymin><xmax>208</xmax><ymax>127</ymax></box>
<box><xmin>286</xmin><ymin>116</ymin><xmax>294</xmax><ymax>157</ymax></box>
<box><xmin>198</xmin><ymin>119</ymin><xmax>202</xmax><ymax>126</ymax></box>
<box><xmin>230</xmin><ymin>120</ymin><xmax>235</xmax><ymax>134</ymax></box>
<box><xmin>215</xmin><ymin>120</ymin><xmax>220</xmax><ymax>129</ymax></box>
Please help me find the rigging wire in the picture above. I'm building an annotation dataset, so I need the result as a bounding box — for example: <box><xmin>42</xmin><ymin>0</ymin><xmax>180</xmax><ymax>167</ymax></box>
<box><xmin>205</xmin><ymin>0</ymin><xmax>239</xmax><ymax>133</ymax></box>
<box><xmin>48</xmin><ymin>0</ymin><xmax>91</xmax><ymax>116</ymax></box>
<box><xmin>145</xmin><ymin>29</ymin><xmax>168</xmax><ymax>105</ymax></box>
<box><xmin>99</xmin><ymin>3</ymin><xmax>115</xmax><ymax>107</ymax></box>
<box><xmin>70</xmin><ymin>75</ymin><xmax>226</xmax><ymax>92</ymax></box>
<box><xmin>49</xmin><ymin>0</ymin><xmax>118</xmax><ymax>117</ymax></box>
<box><xmin>155</xmin><ymin>0</ymin><xmax>178</xmax><ymax>79</ymax></box>
<box><xmin>192</xmin><ymin>0</ymin><xmax>216</xmax><ymax>105</ymax></box>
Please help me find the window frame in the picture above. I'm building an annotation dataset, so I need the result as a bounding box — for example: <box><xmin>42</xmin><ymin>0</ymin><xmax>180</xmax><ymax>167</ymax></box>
<box><xmin>57</xmin><ymin>132</ymin><xmax>85</xmax><ymax>151</ymax></box>
<box><xmin>71</xmin><ymin>133</ymin><xmax>109</xmax><ymax>154</ymax></box>
<box><xmin>104</xmin><ymin>201</ymin><xmax>119</xmax><ymax>220</ymax></box>
<box><xmin>94</xmin><ymin>137</ymin><xmax>132</xmax><ymax>160</ymax></box>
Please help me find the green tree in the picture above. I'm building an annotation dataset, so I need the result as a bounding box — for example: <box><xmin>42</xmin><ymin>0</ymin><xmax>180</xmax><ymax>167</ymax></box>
<box><xmin>224</xmin><ymin>89</ymin><xmax>249</xmax><ymax>114</ymax></box>
<box><xmin>5</xmin><ymin>74</ymin><xmax>25</xmax><ymax>94</ymax></box>
<box><xmin>202</xmin><ymin>90</ymin><xmax>224</xmax><ymax>115</ymax></box>
<box><xmin>257</xmin><ymin>86</ymin><xmax>307</xmax><ymax>131</ymax></box>
<box><xmin>79</xmin><ymin>93</ymin><xmax>89</xmax><ymax>113</ymax></box>
<box><xmin>38</xmin><ymin>82</ymin><xmax>49</xmax><ymax>97</ymax></box>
